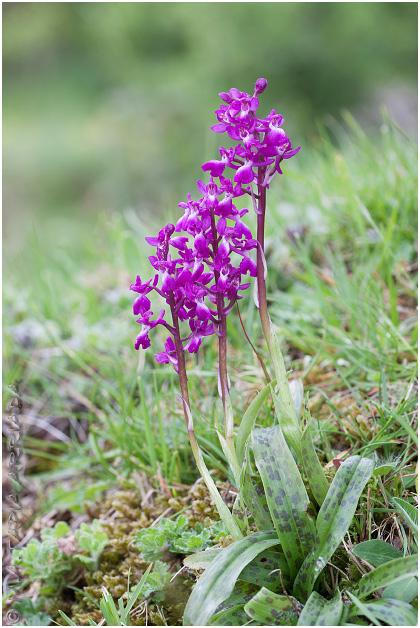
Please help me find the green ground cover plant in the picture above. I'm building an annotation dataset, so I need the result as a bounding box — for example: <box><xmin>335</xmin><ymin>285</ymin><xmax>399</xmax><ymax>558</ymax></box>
<box><xmin>3</xmin><ymin>78</ymin><xmax>417</xmax><ymax>626</ymax></box>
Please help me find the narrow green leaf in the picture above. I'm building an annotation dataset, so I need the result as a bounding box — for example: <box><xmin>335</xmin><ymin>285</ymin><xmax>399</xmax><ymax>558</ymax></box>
<box><xmin>270</xmin><ymin>326</ymin><xmax>299</xmax><ymax>426</ymax></box>
<box><xmin>183</xmin><ymin>548</ymin><xmax>222</xmax><ymax>570</ymax></box>
<box><xmin>252</xmin><ymin>425</ymin><xmax>316</xmax><ymax>580</ymax></box>
<box><xmin>358</xmin><ymin>554</ymin><xmax>418</xmax><ymax>599</ymax></box>
<box><xmin>218</xmin><ymin>432</ymin><xmax>241</xmax><ymax>488</ymax></box>
<box><xmin>301</xmin><ymin>412</ymin><xmax>330</xmax><ymax>507</ymax></box>
<box><xmin>118</xmin><ymin>597</ymin><xmax>125</xmax><ymax>624</ymax></box>
<box><xmin>348</xmin><ymin>595</ymin><xmax>418</xmax><ymax>626</ymax></box>
<box><xmin>102</xmin><ymin>588</ymin><xmax>122</xmax><ymax>625</ymax></box>
<box><xmin>272</xmin><ymin>387</ymin><xmax>302</xmax><ymax>459</ymax></box>
<box><xmin>346</xmin><ymin>591</ymin><xmax>381</xmax><ymax>626</ymax></box>
<box><xmin>352</xmin><ymin>540</ymin><xmax>402</xmax><ymax>566</ymax></box>
<box><xmin>382</xmin><ymin>576</ymin><xmax>418</xmax><ymax>603</ymax></box>
<box><xmin>390</xmin><ymin>411</ymin><xmax>418</xmax><ymax>444</ymax></box>
<box><xmin>232</xmin><ymin>493</ymin><xmax>251</xmax><ymax>535</ymax></box>
<box><xmin>392</xmin><ymin>497</ymin><xmax>418</xmax><ymax>533</ymax></box>
<box><xmin>289</xmin><ymin>378</ymin><xmax>304</xmax><ymax>422</ymax></box>
<box><xmin>236</xmin><ymin>380</ymin><xmax>275</xmax><ymax>464</ymax></box>
<box><xmin>124</xmin><ymin>564</ymin><xmax>153</xmax><ymax>616</ymax></box>
<box><xmin>183</xmin><ymin>401</ymin><xmax>243</xmax><ymax>540</ymax></box>
<box><xmin>240</xmin><ymin>442</ymin><xmax>274</xmax><ymax>531</ymax></box>
<box><xmin>58</xmin><ymin>610</ymin><xmax>77</xmax><ymax>626</ymax></box>
<box><xmin>297</xmin><ymin>590</ymin><xmax>343</xmax><ymax>626</ymax></box>
<box><xmin>100</xmin><ymin>590</ymin><xmax>122</xmax><ymax>626</ymax></box>
<box><xmin>294</xmin><ymin>456</ymin><xmax>374</xmax><ymax>601</ymax></box>
<box><xmin>183</xmin><ymin>531</ymin><xmax>281</xmax><ymax>626</ymax></box>
<box><xmin>365</xmin><ymin>599</ymin><xmax>417</xmax><ymax>626</ymax></box>
<box><xmin>244</xmin><ymin>587</ymin><xmax>302</xmax><ymax>625</ymax></box>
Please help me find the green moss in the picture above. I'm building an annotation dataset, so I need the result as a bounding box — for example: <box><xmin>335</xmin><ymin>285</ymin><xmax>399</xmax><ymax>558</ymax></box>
<box><xmin>66</xmin><ymin>479</ymin><xmax>226</xmax><ymax>625</ymax></box>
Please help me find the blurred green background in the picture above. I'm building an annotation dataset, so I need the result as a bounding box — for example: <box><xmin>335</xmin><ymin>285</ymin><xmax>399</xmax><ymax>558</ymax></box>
<box><xmin>3</xmin><ymin>2</ymin><xmax>418</xmax><ymax>252</ymax></box>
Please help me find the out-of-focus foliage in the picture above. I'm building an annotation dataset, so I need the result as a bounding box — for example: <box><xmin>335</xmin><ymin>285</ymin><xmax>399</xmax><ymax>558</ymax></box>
<box><xmin>3</xmin><ymin>3</ymin><xmax>417</xmax><ymax>249</ymax></box>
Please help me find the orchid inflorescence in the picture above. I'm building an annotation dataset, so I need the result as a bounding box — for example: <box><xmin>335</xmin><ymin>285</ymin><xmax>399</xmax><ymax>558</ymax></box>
<box><xmin>130</xmin><ymin>78</ymin><xmax>303</xmax><ymax>544</ymax></box>
<box><xmin>130</xmin><ymin>78</ymin><xmax>300</xmax><ymax>384</ymax></box>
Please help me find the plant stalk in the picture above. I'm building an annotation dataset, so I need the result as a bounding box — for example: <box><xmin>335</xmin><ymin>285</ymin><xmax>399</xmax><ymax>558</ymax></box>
<box><xmin>169</xmin><ymin>291</ymin><xmax>242</xmax><ymax>539</ymax></box>
<box><xmin>209</xmin><ymin>209</ymin><xmax>229</xmax><ymax>433</ymax></box>
<box><xmin>256</xmin><ymin>166</ymin><xmax>271</xmax><ymax>347</ymax></box>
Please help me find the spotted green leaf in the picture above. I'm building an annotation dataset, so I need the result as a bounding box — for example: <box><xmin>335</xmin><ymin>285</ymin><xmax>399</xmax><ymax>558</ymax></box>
<box><xmin>210</xmin><ymin>605</ymin><xmax>253</xmax><ymax>626</ymax></box>
<box><xmin>252</xmin><ymin>425</ymin><xmax>316</xmax><ymax>580</ymax></box>
<box><xmin>240</xmin><ymin>442</ymin><xmax>274</xmax><ymax>531</ymax></box>
<box><xmin>239</xmin><ymin>550</ymin><xmax>290</xmax><ymax>591</ymax></box>
<box><xmin>348</xmin><ymin>596</ymin><xmax>418</xmax><ymax>626</ymax></box>
<box><xmin>183</xmin><ymin>531</ymin><xmax>280</xmax><ymax>626</ymax></box>
<box><xmin>294</xmin><ymin>455</ymin><xmax>374</xmax><ymax>601</ymax></box>
<box><xmin>244</xmin><ymin>587</ymin><xmax>302</xmax><ymax>625</ymax></box>
<box><xmin>301</xmin><ymin>407</ymin><xmax>330</xmax><ymax>507</ymax></box>
<box><xmin>357</xmin><ymin>554</ymin><xmax>418</xmax><ymax>599</ymax></box>
<box><xmin>232</xmin><ymin>494</ymin><xmax>251</xmax><ymax>535</ymax></box>
<box><xmin>214</xmin><ymin>580</ymin><xmax>256</xmax><ymax>613</ymax></box>
<box><xmin>352</xmin><ymin>539</ymin><xmax>402</xmax><ymax>566</ymax></box>
<box><xmin>297</xmin><ymin>590</ymin><xmax>343</xmax><ymax>626</ymax></box>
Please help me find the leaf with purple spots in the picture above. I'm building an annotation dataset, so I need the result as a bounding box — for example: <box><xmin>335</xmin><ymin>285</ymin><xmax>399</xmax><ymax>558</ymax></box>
<box><xmin>214</xmin><ymin>580</ymin><xmax>257</xmax><ymax>614</ymax></box>
<box><xmin>347</xmin><ymin>597</ymin><xmax>417</xmax><ymax>626</ymax></box>
<box><xmin>210</xmin><ymin>604</ymin><xmax>255</xmax><ymax>626</ymax></box>
<box><xmin>356</xmin><ymin>554</ymin><xmax>418</xmax><ymax>599</ymax></box>
<box><xmin>232</xmin><ymin>493</ymin><xmax>251</xmax><ymax>535</ymax></box>
<box><xmin>297</xmin><ymin>590</ymin><xmax>343</xmax><ymax>626</ymax></box>
<box><xmin>244</xmin><ymin>587</ymin><xmax>303</xmax><ymax>625</ymax></box>
<box><xmin>240</xmin><ymin>441</ymin><xmax>274</xmax><ymax>532</ymax></box>
<box><xmin>239</xmin><ymin>550</ymin><xmax>290</xmax><ymax>591</ymax></box>
<box><xmin>252</xmin><ymin>425</ymin><xmax>316</xmax><ymax>580</ymax></box>
<box><xmin>293</xmin><ymin>455</ymin><xmax>374</xmax><ymax>601</ymax></box>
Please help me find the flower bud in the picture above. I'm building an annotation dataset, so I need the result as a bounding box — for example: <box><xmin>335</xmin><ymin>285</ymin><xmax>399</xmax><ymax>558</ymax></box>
<box><xmin>254</xmin><ymin>78</ymin><xmax>268</xmax><ymax>95</ymax></box>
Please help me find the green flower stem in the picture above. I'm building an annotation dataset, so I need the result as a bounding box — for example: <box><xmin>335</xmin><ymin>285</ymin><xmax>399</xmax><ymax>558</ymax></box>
<box><xmin>169</xmin><ymin>291</ymin><xmax>190</xmax><ymax>409</ymax></box>
<box><xmin>169</xmin><ymin>294</ymin><xmax>242</xmax><ymax>540</ymax></box>
<box><xmin>183</xmin><ymin>401</ymin><xmax>243</xmax><ymax>541</ymax></box>
<box><xmin>210</xmin><ymin>208</ymin><xmax>229</xmax><ymax>433</ymax></box>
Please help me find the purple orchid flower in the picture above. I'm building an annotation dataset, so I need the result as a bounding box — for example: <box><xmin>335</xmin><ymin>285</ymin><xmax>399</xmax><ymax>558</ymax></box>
<box><xmin>131</xmin><ymin>76</ymin><xmax>299</xmax><ymax>374</ymax></box>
